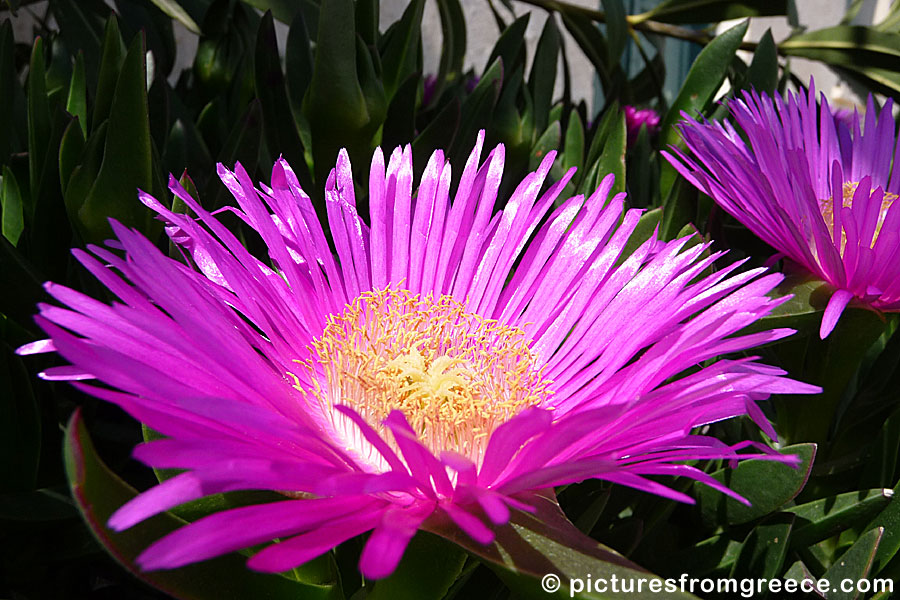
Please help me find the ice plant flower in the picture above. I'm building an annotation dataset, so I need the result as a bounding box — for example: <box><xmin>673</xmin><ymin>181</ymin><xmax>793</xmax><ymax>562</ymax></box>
<box><xmin>663</xmin><ymin>83</ymin><xmax>900</xmax><ymax>338</ymax></box>
<box><xmin>624</xmin><ymin>105</ymin><xmax>660</xmax><ymax>147</ymax></box>
<box><xmin>19</xmin><ymin>132</ymin><xmax>817</xmax><ymax>579</ymax></box>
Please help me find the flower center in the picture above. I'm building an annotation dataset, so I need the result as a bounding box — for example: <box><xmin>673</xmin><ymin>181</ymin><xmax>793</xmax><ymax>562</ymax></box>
<box><xmin>819</xmin><ymin>182</ymin><xmax>898</xmax><ymax>250</ymax></box>
<box><xmin>294</xmin><ymin>287</ymin><xmax>551</xmax><ymax>465</ymax></box>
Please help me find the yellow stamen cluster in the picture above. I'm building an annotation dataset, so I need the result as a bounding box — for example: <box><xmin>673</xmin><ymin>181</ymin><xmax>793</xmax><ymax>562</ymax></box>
<box><xmin>292</xmin><ymin>287</ymin><xmax>550</xmax><ymax>463</ymax></box>
<box><xmin>820</xmin><ymin>182</ymin><xmax>898</xmax><ymax>251</ymax></box>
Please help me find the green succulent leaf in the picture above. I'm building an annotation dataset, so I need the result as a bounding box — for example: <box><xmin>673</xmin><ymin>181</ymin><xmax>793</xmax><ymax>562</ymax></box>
<box><xmin>528</xmin><ymin>16</ymin><xmax>560</xmax><ymax>136</ymax></box>
<box><xmin>412</xmin><ymin>97</ymin><xmax>460</xmax><ymax>169</ymax></box>
<box><xmin>746</xmin><ymin>29</ymin><xmax>778</xmax><ymax>94</ymax></box>
<box><xmin>65</xmin><ymin>410</ymin><xmax>343</xmax><ymax>600</ymax></box>
<box><xmin>434</xmin><ymin>0</ymin><xmax>467</xmax><ymax>105</ymax></box>
<box><xmin>92</xmin><ymin>15</ymin><xmax>126</xmax><ymax>130</ymax></box>
<box><xmin>695</xmin><ymin>444</ymin><xmax>816</xmax><ymax>526</ymax></box>
<box><xmin>1</xmin><ymin>166</ymin><xmax>24</xmax><ymax>246</ymax></box>
<box><xmin>595</xmin><ymin>108</ymin><xmax>626</xmax><ymax>198</ymax></box>
<box><xmin>619</xmin><ymin>207</ymin><xmax>662</xmax><ymax>261</ymax></box>
<box><xmin>305</xmin><ymin>0</ymin><xmax>376</xmax><ymax>187</ymax></box>
<box><xmin>149</xmin><ymin>0</ymin><xmax>202</xmax><ymax>34</ymax></box>
<box><xmin>529</xmin><ymin>120</ymin><xmax>561</xmax><ymax>171</ymax></box>
<box><xmin>453</xmin><ymin>57</ymin><xmax>503</xmax><ymax>166</ymax></box>
<box><xmin>862</xmin><ymin>480</ymin><xmax>900</xmax><ymax>573</ymax></box>
<box><xmin>780</xmin><ymin>26</ymin><xmax>900</xmax><ymax>63</ymax></box>
<box><xmin>379</xmin><ymin>0</ymin><xmax>425</xmax><ymax>101</ymax></box>
<box><xmin>366</xmin><ymin>532</ymin><xmax>467</xmax><ymax>600</ymax></box>
<box><xmin>486</xmin><ymin>14</ymin><xmax>529</xmax><ymax>76</ymax></box>
<box><xmin>560</xmin><ymin>13</ymin><xmax>611</xmax><ymax>93</ymax></box>
<box><xmin>820</xmin><ymin>527</ymin><xmax>882</xmax><ymax>600</ymax></box>
<box><xmin>659</xmin><ymin>19</ymin><xmax>748</xmax><ymax>199</ymax></box>
<box><xmin>255</xmin><ymin>12</ymin><xmax>308</xmax><ymax>181</ymax></box>
<box><xmin>65</xmin><ymin>52</ymin><xmax>88</xmax><ymax>137</ymax></box>
<box><xmin>27</xmin><ymin>37</ymin><xmax>51</xmax><ymax>209</ymax></box>
<box><xmin>729</xmin><ymin>514</ymin><xmax>794</xmax><ymax>586</ymax></box>
<box><xmin>77</xmin><ymin>35</ymin><xmax>157</xmax><ymax>243</ymax></box>
<box><xmin>58</xmin><ymin>117</ymin><xmax>85</xmax><ymax>200</ymax></box>
<box><xmin>600</xmin><ymin>0</ymin><xmax>627</xmax><ymax>67</ymax></box>
<box><xmin>425</xmin><ymin>489</ymin><xmax>700</xmax><ymax>599</ymax></box>
<box><xmin>786</xmin><ymin>489</ymin><xmax>893</xmax><ymax>550</ymax></box>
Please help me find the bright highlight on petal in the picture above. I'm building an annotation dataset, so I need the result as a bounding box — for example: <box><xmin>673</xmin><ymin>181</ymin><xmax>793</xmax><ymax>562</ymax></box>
<box><xmin>664</xmin><ymin>81</ymin><xmax>900</xmax><ymax>337</ymax></box>
<box><xmin>23</xmin><ymin>131</ymin><xmax>818</xmax><ymax>579</ymax></box>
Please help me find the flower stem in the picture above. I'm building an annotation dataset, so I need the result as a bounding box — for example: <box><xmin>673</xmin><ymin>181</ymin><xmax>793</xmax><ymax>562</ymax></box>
<box><xmin>519</xmin><ymin>0</ymin><xmax>763</xmax><ymax>51</ymax></box>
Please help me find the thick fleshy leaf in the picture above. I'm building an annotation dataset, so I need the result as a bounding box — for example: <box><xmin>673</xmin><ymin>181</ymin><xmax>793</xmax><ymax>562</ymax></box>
<box><xmin>780</xmin><ymin>26</ymin><xmax>900</xmax><ymax>64</ymax></box>
<box><xmin>560</xmin><ymin>13</ymin><xmax>611</xmax><ymax>94</ymax></box>
<box><xmin>29</xmin><ymin>105</ymin><xmax>72</xmax><ymax>279</ymax></box>
<box><xmin>485</xmin><ymin>14</ymin><xmax>529</xmax><ymax>76</ymax></box>
<box><xmin>775</xmin><ymin>307</ymin><xmax>888</xmax><ymax>444</ymax></box>
<box><xmin>453</xmin><ymin>57</ymin><xmax>502</xmax><ymax>166</ymax></box>
<box><xmin>425</xmin><ymin>490</ymin><xmax>700</xmax><ymax>599</ymax></box>
<box><xmin>527</xmin><ymin>15</ymin><xmax>560</xmax><ymax>136</ymax></box>
<box><xmin>619</xmin><ymin>207</ymin><xmax>662</xmax><ymax>261</ymax></box>
<box><xmin>581</xmin><ymin>103</ymin><xmax>624</xmax><ymax>196</ymax></box>
<box><xmin>366</xmin><ymin>532</ymin><xmax>466</xmax><ymax>600</ymax></box>
<box><xmin>382</xmin><ymin>75</ymin><xmax>419</xmax><ymax>152</ymax></box>
<box><xmin>729</xmin><ymin>514</ymin><xmax>794</xmax><ymax>583</ymax></box>
<box><xmin>863</xmin><ymin>480</ymin><xmax>900</xmax><ymax>573</ymax></box>
<box><xmin>255</xmin><ymin>12</ymin><xmax>307</xmax><ymax>182</ymax></box>
<box><xmin>211</xmin><ymin>100</ymin><xmax>263</xmax><ymax>210</ymax></box>
<box><xmin>413</xmin><ymin>98</ymin><xmax>460</xmax><ymax>170</ymax></box>
<box><xmin>91</xmin><ymin>15</ymin><xmax>125</xmax><ymax>129</ymax></box>
<box><xmin>600</xmin><ymin>0</ymin><xmax>627</xmax><ymax>67</ymax></box>
<box><xmin>140</xmin><ymin>424</ymin><xmax>284</xmax><ymax>523</ymax></box>
<box><xmin>379</xmin><ymin>0</ymin><xmax>424</xmax><ymax>101</ymax></box>
<box><xmin>27</xmin><ymin>38</ymin><xmax>51</xmax><ymax>210</ymax></box>
<box><xmin>595</xmin><ymin>108</ymin><xmax>626</xmax><ymax>198</ymax></box>
<box><xmin>782</xmin><ymin>559</ymin><xmax>819</xmax><ymax>591</ymax></box>
<box><xmin>285</xmin><ymin>7</ymin><xmax>313</xmax><ymax>127</ymax></box>
<box><xmin>786</xmin><ymin>489</ymin><xmax>893</xmax><ymax>550</ymax></box>
<box><xmin>659</xmin><ymin>19</ymin><xmax>748</xmax><ymax>199</ymax></box>
<box><xmin>674</xmin><ymin>534</ymin><xmax>743</xmax><ymax>577</ymax></box>
<box><xmin>820</xmin><ymin>527</ymin><xmax>882</xmax><ymax>600</ymax></box>
<box><xmin>64</xmin><ymin>53</ymin><xmax>87</xmax><ymax>137</ymax></box>
<box><xmin>695</xmin><ymin>444</ymin><xmax>816</xmax><ymax>526</ymax></box>
<box><xmin>859</xmin><ymin>408</ymin><xmax>900</xmax><ymax>489</ymax></box>
<box><xmin>779</xmin><ymin>27</ymin><xmax>900</xmax><ymax>98</ymax></box>
<box><xmin>433</xmin><ymin>0</ymin><xmax>466</xmax><ymax>106</ymax></box>
<box><xmin>64</xmin><ymin>410</ymin><xmax>342</xmax><ymax>600</ymax></box>
<box><xmin>148</xmin><ymin>0</ymin><xmax>201</xmax><ymax>34</ymax></box>
<box><xmin>304</xmin><ymin>0</ymin><xmax>375</xmax><ymax>187</ymax></box>
<box><xmin>1</xmin><ymin>166</ymin><xmax>23</xmax><ymax>246</ymax></box>
<box><xmin>77</xmin><ymin>35</ymin><xmax>157</xmax><ymax>243</ymax></box>
<box><xmin>58</xmin><ymin>117</ymin><xmax>85</xmax><ymax>199</ymax></box>
<box><xmin>746</xmin><ymin>29</ymin><xmax>778</xmax><ymax>94</ymax></box>
<box><xmin>750</xmin><ymin>276</ymin><xmax>830</xmax><ymax>333</ymax></box>
<box><xmin>529</xmin><ymin>121</ymin><xmax>561</xmax><ymax>171</ymax></box>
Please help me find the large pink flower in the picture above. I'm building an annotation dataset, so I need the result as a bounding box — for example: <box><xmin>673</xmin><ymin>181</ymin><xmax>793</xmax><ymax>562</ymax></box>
<box><xmin>664</xmin><ymin>83</ymin><xmax>900</xmax><ymax>338</ymax></box>
<box><xmin>20</xmin><ymin>132</ymin><xmax>816</xmax><ymax>578</ymax></box>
